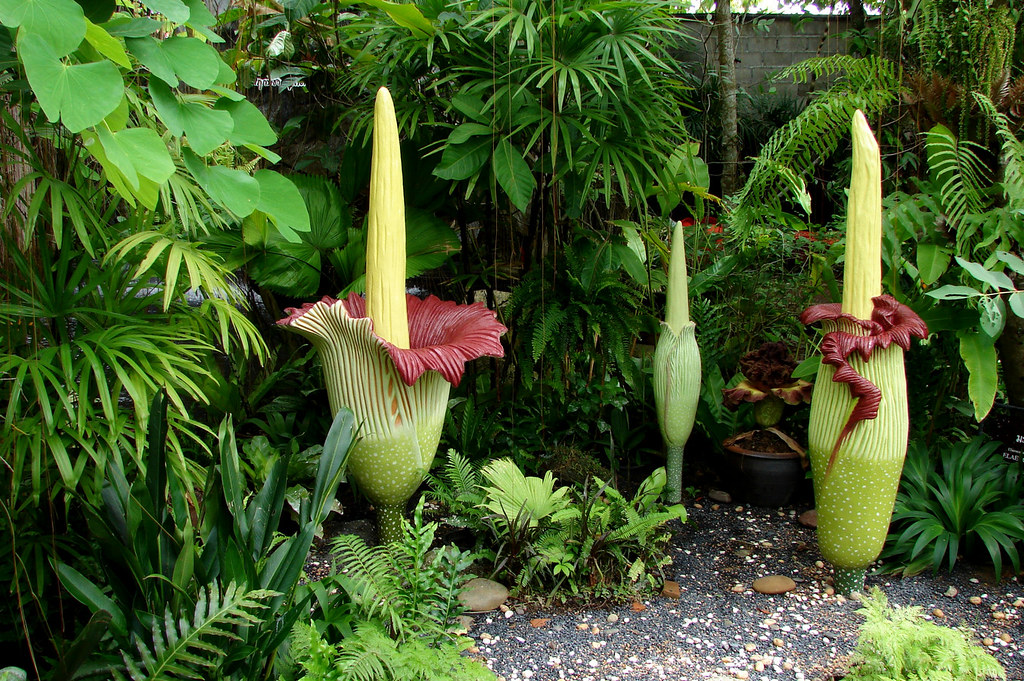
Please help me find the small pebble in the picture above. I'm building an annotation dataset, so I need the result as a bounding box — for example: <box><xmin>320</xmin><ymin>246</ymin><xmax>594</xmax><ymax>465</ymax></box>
<box><xmin>944</xmin><ymin>586</ymin><xmax>958</xmax><ymax>598</ymax></box>
<box><xmin>773</xmin><ymin>638</ymin><xmax>784</xmax><ymax>648</ymax></box>
<box><xmin>734</xmin><ymin>671</ymin><xmax>749</xmax><ymax>680</ymax></box>
<box><xmin>993</xmin><ymin>611</ymin><xmax>1007</xmax><ymax>620</ymax></box>
<box><xmin>731</xmin><ymin>584</ymin><xmax>745</xmax><ymax>593</ymax></box>
<box><xmin>983</xmin><ymin>637</ymin><xmax>995</xmax><ymax>647</ymax></box>
<box><xmin>1000</xmin><ymin>633</ymin><xmax>1013</xmax><ymax>643</ymax></box>
<box><xmin>744</xmin><ymin>643</ymin><xmax>756</xmax><ymax>652</ymax></box>
<box><xmin>970</xmin><ymin>596</ymin><xmax>983</xmax><ymax>605</ymax></box>
<box><xmin>607</xmin><ymin>613</ymin><xmax>619</xmax><ymax>623</ymax></box>
<box><xmin>932</xmin><ymin>608</ymin><xmax>944</xmax><ymax>618</ymax></box>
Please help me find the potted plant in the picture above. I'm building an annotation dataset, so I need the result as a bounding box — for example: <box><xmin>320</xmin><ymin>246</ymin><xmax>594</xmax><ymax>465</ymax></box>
<box><xmin>720</xmin><ymin>341</ymin><xmax>813</xmax><ymax>506</ymax></box>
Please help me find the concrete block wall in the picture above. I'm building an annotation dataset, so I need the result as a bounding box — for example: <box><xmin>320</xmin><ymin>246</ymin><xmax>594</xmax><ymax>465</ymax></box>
<box><xmin>676</xmin><ymin>13</ymin><xmax>855</xmax><ymax>99</ymax></box>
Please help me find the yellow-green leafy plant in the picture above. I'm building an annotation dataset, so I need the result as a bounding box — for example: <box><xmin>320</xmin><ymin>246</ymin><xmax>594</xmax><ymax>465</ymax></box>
<box><xmin>279</xmin><ymin>88</ymin><xmax>506</xmax><ymax>542</ymax></box>
<box><xmin>653</xmin><ymin>220</ymin><xmax>701</xmax><ymax>503</ymax></box>
<box><xmin>800</xmin><ymin>111</ymin><xmax>928</xmax><ymax>594</ymax></box>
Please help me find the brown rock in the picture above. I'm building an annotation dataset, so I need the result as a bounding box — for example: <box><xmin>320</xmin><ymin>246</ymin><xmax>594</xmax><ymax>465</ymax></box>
<box><xmin>662</xmin><ymin>580</ymin><xmax>681</xmax><ymax>599</ymax></box>
<box><xmin>458</xmin><ymin>578</ymin><xmax>509</xmax><ymax>612</ymax></box>
<box><xmin>752</xmin><ymin>575</ymin><xmax>797</xmax><ymax>595</ymax></box>
<box><xmin>970</xmin><ymin>596</ymin><xmax>983</xmax><ymax>605</ymax></box>
<box><xmin>1000</xmin><ymin>633</ymin><xmax>1013</xmax><ymax>643</ymax></box>
<box><xmin>932</xmin><ymin>608</ymin><xmax>945</xmax><ymax>618</ymax></box>
<box><xmin>798</xmin><ymin>509</ymin><xmax>818</xmax><ymax>528</ymax></box>
<box><xmin>631</xmin><ymin>601</ymin><xmax>646</xmax><ymax>612</ymax></box>
<box><xmin>983</xmin><ymin>637</ymin><xmax>995</xmax><ymax>647</ymax></box>
<box><xmin>709</xmin><ymin>489</ymin><xmax>732</xmax><ymax>503</ymax></box>
<box><xmin>530</xmin><ymin>618</ymin><xmax>550</xmax><ymax>628</ymax></box>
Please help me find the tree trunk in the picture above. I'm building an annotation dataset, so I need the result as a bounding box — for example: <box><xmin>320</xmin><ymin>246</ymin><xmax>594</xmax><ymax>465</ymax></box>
<box><xmin>715</xmin><ymin>0</ymin><xmax>740</xmax><ymax>198</ymax></box>
<box><xmin>999</xmin><ymin>301</ymin><xmax>1024</xmax><ymax>408</ymax></box>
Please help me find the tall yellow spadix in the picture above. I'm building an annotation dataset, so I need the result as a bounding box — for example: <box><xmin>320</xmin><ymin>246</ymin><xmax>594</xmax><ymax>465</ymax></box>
<box><xmin>366</xmin><ymin>87</ymin><xmax>410</xmax><ymax>349</ymax></box>
<box><xmin>842</xmin><ymin>110</ymin><xmax>882</xmax><ymax>320</ymax></box>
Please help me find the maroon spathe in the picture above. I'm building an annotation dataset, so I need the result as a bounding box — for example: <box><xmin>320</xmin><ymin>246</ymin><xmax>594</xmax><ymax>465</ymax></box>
<box><xmin>801</xmin><ymin>294</ymin><xmax>928</xmax><ymax>454</ymax></box>
<box><xmin>279</xmin><ymin>293</ymin><xmax>506</xmax><ymax>387</ymax></box>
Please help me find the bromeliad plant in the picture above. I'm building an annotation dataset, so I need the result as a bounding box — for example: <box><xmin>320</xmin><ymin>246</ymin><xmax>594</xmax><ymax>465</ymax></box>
<box><xmin>800</xmin><ymin>111</ymin><xmax>928</xmax><ymax>594</ymax></box>
<box><xmin>653</xmin><ymin>220</ymin><xmax>702</xmax><ymax>503</ymax></box>
<box><xmin>279</xmin><ymin>88</ymin><xmax>506</xmax><ymax>542</ymax></box>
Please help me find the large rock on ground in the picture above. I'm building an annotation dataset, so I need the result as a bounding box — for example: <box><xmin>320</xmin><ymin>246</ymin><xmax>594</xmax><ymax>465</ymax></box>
<box><xmin>458</xmin><ymin>577</ymin><xmax>509</xmax><ymax>612</ymax></box>
<box><xmin>752</xmin><ymin>575</ymin><xmax>796</xmax><ymax>595</ymax></box>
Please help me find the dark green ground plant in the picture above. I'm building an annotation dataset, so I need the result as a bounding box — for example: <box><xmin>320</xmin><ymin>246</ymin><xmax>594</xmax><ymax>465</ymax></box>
<box><xmin>534</xmin><ymin>469</ymin><xmax>685</xmax><ymax>598</ymax></box>
<box><xmin>882</xmin><ymin>436</ymin><xmax>1024</xmax><ymax>579</ymax></box>
<box><xmin>55</xmin><ymin>395</ymin><xmax>354</xmax><ymax>679</ymax></box>
<box><xmin>474</xmin><ymin>459</ymin><xmax>684</xmax><ymax>597</ymax></box>
<box><xmin>844</xmin><ymin>588</ymin><xmax>1005</xmax><ymax>680</ymax></box>
<box><xmin>295</xmin><ymin>500</ymin><xmax>489</xmax><ymax>681</ymax></box>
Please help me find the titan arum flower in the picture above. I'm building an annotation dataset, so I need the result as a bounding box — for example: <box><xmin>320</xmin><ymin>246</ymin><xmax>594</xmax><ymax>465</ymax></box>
<box><xmin>279</xmin><ymin>88</ymin><xmax>506</xmax><ymax>542</ymax></box>
<box><xmin>800</xmin><ymin>111</ymin><xmax>927</xmax><ymax>594</ymax></box>
<box><xmin>653</xmin><ymin>220</ymin><xmax>701</xmax><ymax>504</ymax></box>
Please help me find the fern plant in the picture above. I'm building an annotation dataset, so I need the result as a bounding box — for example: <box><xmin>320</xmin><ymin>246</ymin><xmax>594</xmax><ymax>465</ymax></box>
<box><xmin>297</xmin><ymin>620</ymin><xmax>494</xmax><ymax>681</ymax></box>
<box><xmin>534</xmin><ymin>468</ymin><xmax>686</xmax><ymax>597</ymax></box>
<box><xmin>730</xmin><ymin>55</ymin><xmax>902</xmax><ymax>233</ymax></box>
<box><xmin>475</xmin><ymin>461</ymin><xmax>685</xmax><ymax>597</ymax></box>
<box><xmin>845</xmin><ymin>588</ymin><xmax>1005</xmax><ymax>680</ymax></box>
<box><xmin>504</xmin><ymin>232</ymin><xmax>648</xmax><ymax>394</ymax></box>
<box><xmin>328</xmin><ymin>498</ymin><xmax>476</xmax><ymax>645</ymax></box>
<box><xmin>116</xmin><ymin>583</ymin><xmax>273</xmax><ymax>681</ymax></box>
<box><xmin>425</xmin><ymin>449</ymin><xmax>487</xmax><ymax>531</ymax></box>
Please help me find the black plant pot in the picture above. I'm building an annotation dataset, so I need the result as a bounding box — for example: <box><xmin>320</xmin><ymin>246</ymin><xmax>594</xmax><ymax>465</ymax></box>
<box><xmin>722</xmin><ymin>428</ymin><xmax>807</xmax><ymax>508</ymax></box>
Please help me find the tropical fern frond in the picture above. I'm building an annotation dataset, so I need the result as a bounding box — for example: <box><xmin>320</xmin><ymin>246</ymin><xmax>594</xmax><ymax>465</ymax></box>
<box><xmin>328</xmin><ymin>621</ymin><xmax>396</xmax><ymax>681</ymax></box>
<box><xmin>923</xmin><ymin>124</ymin><xmax>992</xmax><ymax>239</ymax></box>
<box><xmin>973</xmin><ymin>92</ymin><xmax>1024</xmax><ymax>213</ymax></box>
<box><xmin>116</xmin><ymin>582</ymin><xmax>272</xmax><ymax>681</ymax></box>
<box><xmin>330</xmin><ymin>534</ymin><xmax>401</xmax><ymax>629</ymax></box>
<box><xmin>731</xmin><ymin>55</ymin><xmax>901</xmax><ymax>234</ymax></box>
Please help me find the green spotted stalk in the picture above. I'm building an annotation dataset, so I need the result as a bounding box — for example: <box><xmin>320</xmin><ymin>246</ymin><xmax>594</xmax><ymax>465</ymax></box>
<box><xmin>653</xmin><ymin>220</ymin><xmax>701</xmax><ymax>503</ymax></box>
<box><xmin>279</xmin><ymin>88</ymin><xmax>506</xmax><ymax>542</ymax></box>
<box><xmin>801</xmin><ymin>111</ymin><xmax>927</xmax><ymax>594</ymax></box>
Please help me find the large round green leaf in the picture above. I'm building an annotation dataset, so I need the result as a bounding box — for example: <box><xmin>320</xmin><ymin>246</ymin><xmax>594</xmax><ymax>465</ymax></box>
<box><xmin>161</xmin><ymin>36</ymin><xmax>220</xmax><ymax>89</ymax></box>
<box><xmin>18</xmin><ymin>32</ymin><xmax>122</xmax><ymax>132</ymax></box>
<box><xmin>100</xmin><ymin>127</ymin><xmax>175</xmax><ymax>185</ymax></box>
<box><xmin>127</xmin><ymin>36</ymin><xmax>178</xmax><ymax>85</ymax></box>
<box><xmin>217</xmin><ymin>99</ymin><xmax>277</xmax><ymax>147</ymax></box>
<box><xmin>254</xmin><ymin>169</ymin><xmax>312</xmax><ymax>242</ymax></box>
<box><xmin>183</xmin><ymin>150</ymin><xmax>259</xmax><ymax>217</ymax></box>
<box><xmin>0</xmin><ymin>0</ymin><xmax>85</xmax><ymax>56</ymax></box>
<box><xmin>140</xmin><ymin>0</ymin><xmax>189</xmax><ymax>22</ymax></box>
<box><xmin>150</xmin><ymin>78</ymin><xmax>231</xmax><ymax>154</ymax></box>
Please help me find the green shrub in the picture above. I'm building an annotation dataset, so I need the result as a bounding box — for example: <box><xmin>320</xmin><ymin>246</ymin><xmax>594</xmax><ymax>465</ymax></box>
<box><xmin>468</xmin><ymin>460</ymin><xmax>685</xmax><ymax>597</ymax></box>
<box><xmin>845</xmin><ymin>588</ymin><xmax>1005</xmax><ymax>681</ymax></box>
<box><xmin>882</xmin><ymin>436</ymin><xmax>1024</xmax><ymax>578</ymax></box>
<box><xmin>294</xmin><ymin>499</ymin><xmax>491</xmax><ymax>681</ymax></box>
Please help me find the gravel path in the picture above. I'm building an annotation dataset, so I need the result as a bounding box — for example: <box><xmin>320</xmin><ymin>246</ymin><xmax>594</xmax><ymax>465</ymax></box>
<box><xmin>466</xmin><ymin>502</ymin><xmax>1024</xmax><ymax>681</ymax></box>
